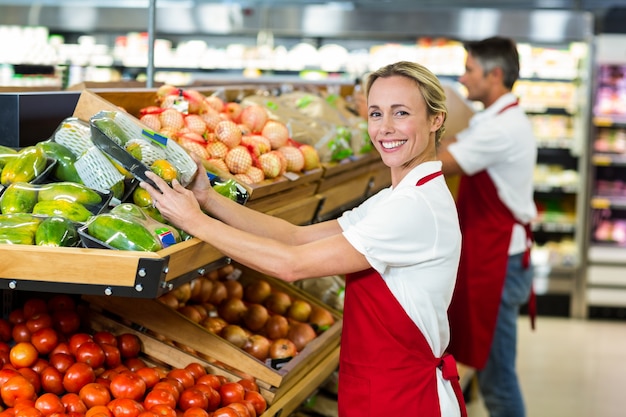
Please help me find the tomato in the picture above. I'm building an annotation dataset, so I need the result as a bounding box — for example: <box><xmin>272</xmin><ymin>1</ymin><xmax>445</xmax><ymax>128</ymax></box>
<box><xmin>183</xmin><ymin>363</ymin><xmax>206</xmax><ymax>381</ymax></box>
<box><xmin>75</xmin><ymin>341</ymin><xmax>106</xmax><ymax>369</ymax></box>
<box><xmin>78</xmin><ymin>382</ymin><xmax>110</xmax><ymax>408</ymax></box>
<box><xmin>10</xmin><ymin>342</ymin><xmax>39</xmax><ymax>368</ymax></box>
<box><xmin>109</xmin><ymin>372</ymin><xmax>146</xmax><ymax>401</ymax></box>
<box><xmin>34</xmin><ymin>393</ymin><xmax>65</xmax><ymax>416</ymax></box>
<box><xmin>177</xmin><ymin>388</ymin><xmax>208</xmax><ymax>412</ymax></box>
<box><xmin>194</xmin><ymin>374</ymin><xmax>221</xmax><ymax>390</ymax></box>
<box><xmin>226</xmin><ymin>403</ymin><xmax>250</xmax><ymax>417</ymax></box>
<box><xmin>26</xmin><ymin>313</ymin><xmax>53</xmax><ymax>333</ymax></box>
<box><xmin>61</xmin><ymin>393</ymin><xmax>87</xmax><ymax>415</ymax></box>
<box><xmin>50</xmin><ymin>342</ymin><xmax>71</xmax><ymax>357</ymax></box>
<box><xmin>243</xmin><ymin>391</ymin><xmax>266</xmax><ymax>416</ymax></box>
<box><xmin>63</xmin><ymin>362</ymin><xmax>96</xmax><ymax>393</ymax></box>
<box><xmin>235</xmin><ymin>379</ymin><xmax>258</xmax><ymax>394</ymax></box>
<box><xmin>9</xmin><ymin>309</ymin><xmax>26</xmax><ymax>325</ymax></box>
<box><xmin>40</xmin><ymin>366</ymin><xmax>64</xmax><ymax>395</ymax></box>
<box><xmin>151</xmin><ymin>382</ymin><xmax>180</xmax><ymax>403</ymax></box>
<box><xmin>210</xmin><ymin>408</ymin><xmax>239</xmax><ymax>417</ymax></box>
<box><xmin>116</xmin><ymin>334</ymin><xmax>141</xmax><ymax>359</ymax></box>
<box><xmin>146</xmin><ymin>405</ymin><xmax>175</xmax><ymax>417</ymax></box>
<box><xmin>31</xmin><ymin>327</ymin><xmax>60</xmax><ymax>355</ymax></box>
<box><xmin>93</xmin><ymin>331</ymin><xmax>118</xmax><ymax>347</ymax></box>
<box><xmin>218</xmin><ymin>383</ymin><xmax>245</xmax><ymax>407</ymax></box>
<box><xmin>143</xmin><ymin>389</ymin><xmax>177</xmax><ymax>411</ymax></box>
<box><xmin>0</xmin><ymin>318</ymin><xmax>12</xmax><ymax>342</ymax></box>
<box><xmin>52</xmin><ymin>311</ymin><xmax>81</xmax><ymax>336</ymax></box>
<box><xmin>17</xmin><ymin>367</ymin><xmax>41</xmax><ymax>394</ymax></box>
<box><xmin>107</xmin><ymin>398</ymin><xmax>145</xmax><ymax>417</ymax></box>
<box><xmin>30</xmin><ymin>358</ymin><xmax>49</xmax><ymax>374</ymax></box>
<box><xmin>123</xmin><ymin>358</ymin><xmax>146</xmax><ymax>373</ymax></box>
<box><xmin>23</xmin><ymin>299</ymin><xmax>48</xmax><ymax>320</ymax></box>
<box><xmin>136</xmin><ymin>412</ymin><xmax>158</xmax><ymax>417</ymax></box>
<box><xmin>68</xmin><ymin>333</ymin><xmax>93</xmax><ymax>357</ymax></box>
<box><xmin>85</xmin><ymin>405</ymin><xmax>113</xmax><ymax>417</ymax></box>
<box><xmin>12</xmin><ymin>323</ymin><xmax>32</xmax><ymax>343</ymax></box>
<box><xmin>1</xmin><ymin>374</ymin><xmax>37</xmax><ymax>407</ymax></box>
<box><xmin>132</xmin><ymin>368</ymin><xmax>158</xmax><ymax>390</ymax></box>
<box><xmin>182</xmin><ymin>408</ymin><xmax>209</xmax><ymax>417</ymax></box>
<box><xmin>166</xmin><ymin>369</ymin><xmax>194</xmax><ymax>391</ymax></box>
<box><xmin>47</xmin><ymin>295</ymin><xmax>76</xmax><ymax>313</ymax></box>
<box><xmin>13</xmin><ymin>405</ymin><xmax>42</xmax><ymax>417</ymax></box>
<box><xmin>49</xmin><ymin>353</ymin><xmax>75</xmax><ymax>374</ymax></box>
<box><xmin>192</xmin><ymin>385</ymin><xmax>220</xmax><ymax>411</ymax></box>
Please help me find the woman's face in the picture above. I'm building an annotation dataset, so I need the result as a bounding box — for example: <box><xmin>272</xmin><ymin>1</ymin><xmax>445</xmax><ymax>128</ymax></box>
<box><xmin>367</xmin><ymin>75</ymin><xmax>441</xmax><ymax>177</ymax></box>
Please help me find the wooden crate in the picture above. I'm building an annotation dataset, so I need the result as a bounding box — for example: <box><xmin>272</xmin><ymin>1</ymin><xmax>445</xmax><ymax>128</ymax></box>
<box><xmin>82</xmin><ymin>265</ymin><xmax>342</xmax><ymax>406</ymax></box>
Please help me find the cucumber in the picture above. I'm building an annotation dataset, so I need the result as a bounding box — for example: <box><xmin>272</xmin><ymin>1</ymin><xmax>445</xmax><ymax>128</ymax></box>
<box><xmin>0</xmin><ymin>182</ymin><xmax>39</xmax><ymax>214</ymax></box>
<box><xmin>36</xmin><ymin>141</ymin><xmax>83</xmax><ymax>184</ymax></box>
<box><xmin>35</xmin><ymin>216</ymin><xmax>79</xmax><ymax>247</ymax></box>
<box><xmin>38</xmin><ymin>182</ymin><xmax>102</xmax><ymax>206</ymax></box>
<box><xmin>32</xmin><ymin>200</ymin><xmax>93</xmax><ymax>223</ymax></box>
<box><xmin>87</xmin><ymin>213</ymin><xmax>162</xmax><ymax>252</ymax></box>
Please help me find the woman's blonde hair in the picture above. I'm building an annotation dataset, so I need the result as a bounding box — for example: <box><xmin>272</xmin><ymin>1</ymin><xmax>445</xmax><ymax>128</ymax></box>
<box><xmin>365</xmin><ymin>61</ymin><xmax>447</xmax><ymax>144</ymax></box>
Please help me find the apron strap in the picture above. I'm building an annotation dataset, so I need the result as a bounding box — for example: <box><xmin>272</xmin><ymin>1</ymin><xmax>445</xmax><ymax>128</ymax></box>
<box><xmin>439</xmin><ymin>354</ymin><xmax>468</xmax><ymax>417</ymax></box>
<box><xmin>522</xmin><ymin>223</ymin><xmax>536</xmax><ymax>330</ymax></box>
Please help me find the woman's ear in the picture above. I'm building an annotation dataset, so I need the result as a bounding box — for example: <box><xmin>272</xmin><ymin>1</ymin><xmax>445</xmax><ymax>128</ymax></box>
<box><xmin>431</xmin><ymin>113</ymin><xmax>445</xmax><ymax>132</ymax></box>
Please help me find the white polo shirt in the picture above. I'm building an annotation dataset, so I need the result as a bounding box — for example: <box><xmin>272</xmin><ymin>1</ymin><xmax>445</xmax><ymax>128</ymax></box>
<box><xmin>448</xmin><ymin>93</ymin><xmax>537</xmax><ymax>255</ymax></box>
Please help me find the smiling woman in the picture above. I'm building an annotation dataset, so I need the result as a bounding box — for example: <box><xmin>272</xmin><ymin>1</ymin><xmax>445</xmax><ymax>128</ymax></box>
<box><xmin>139</xmin><ymin>60</ymin><xmax>464</xmax><ymax>417</ymax></box>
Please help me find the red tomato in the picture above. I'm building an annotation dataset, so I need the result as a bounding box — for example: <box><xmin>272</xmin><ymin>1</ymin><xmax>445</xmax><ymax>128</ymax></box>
<box><xmin>123</xmin><ymin>358</ymin><xmax>147</xmax><ymax>373</ymax></box>
<box><xmin>10</xmin><ymin>342</ymin><xmax>39</xmax><ymax>368</ymax></box>
<box><xmin>0</xmin><ymin>318</ymin><xmax>12</xmax><ymax>342</ymax></box>
<box><xmin>240</xmin><ymin>401</ymin><xmax>257</xmax><ymax>417</ymax></box>
<box><xmin>146</xmin><ymin>405</ymin><xmax>175</xmax><ymax>417</ymax></box>
<box><xmin>49</xmin><ymin>353</ymin><xmax>75</xmax><ymax>374</ymax></box>
<box><xmin>9</xmin><ymin>309</ymin><xmax>26</xmax><ymax>324</ymax></box>
<box><xmin>236</xmin><ymin>379</ymin><xmax>258</xmax><ymax>393</ymax></box>
<box><xmin>75</xmin><ymin>341</ymin><xmax>106</xmax><ymax>369</ymax></box>
<box><xmin>100</xmin><ymin>344</ymin><xmax>122</xmax><ymax>369</ymax></box>
<box><xmin>134</xmin><ymin>367</ymin><xmax>160</xmax><ymax>390</ymax></box>
<box><xmin>93</xmin><ymin>331</ymin><xmax>118</xmax><ymax>347</ymax></box>
<box><xmin>166</xmin><ymin>369</ymin><xmax>194</xmax><ymax>390</ymax></box>
<box><xmin>85</xmin><ymin>405</ymin><xmax>113</xmax><ymax>417</ymax></box>
<box><xmin>12</xmin><ymin>323</ymin><xmax>32</xmax><ymax>343</ymax></box>
<box><xmin>63</xmin><ymin>362</ymin><xmax>96</xmax><ymax>393</ymax></box>
<box><xmin>40</xmin><ymin>366</ymin><xmax>64</xmax><ymax>395</ymax></box>
<box><xmin>218</xmin><ymin>383</ymin><xmax>245</xmax><ymax>407</ymax></box>
<box><xmin>182</xmin><ymin>408</ymin><xmax>209</xmax><ymax>417</ymax></box>
<box><xmin>26</xmin><ymin>313</ymin><xmax>53</xmax><ymax>333</ymax></box>
<box><xmin>226</xmin><ymin>403</ymin><xmax>250</xmax><ymax>417</ymax></box>
<box><xmin>61</xmin><ymin>393</ymin><xmax>88</xmax><ymax>414</ymax></box>
<box><xmin>52</xmin><ymin>311</ymin><xmax>81</xmax><ymax>336</ymax></box>
<box><xmin>34</xmin><ymin>393</ymin><xmax>65</xmax><ymax>416</ymax></box>
<box><xmin>30</xmin><ymin>358</ymin><xmax>49</xmax><ymax>374</ymax></box>
<box><xmin>31</xmin><ymin>327</ymin><xmax>60</xmax><ymax>355</ymax></box>
<box><xmin>50</xmin><ymin>342</ymin><xmax>72</xmax><ymax>357</ymax></box>
<box><xmin>47</xmin><ymin>294</ymin><xmax>76</xmax><ymax>312</ymax></box>
<box><xmin>177</xmin><ymin>388</ymin><xmax>208</xmax><ymax>412</ymax></box>
<box><xmin>194</xmin><ymin>374</ymin><xmax>221</xmax><ymax>390</ymax></box>
<box><xmin>143</xmin><ymin>389</ymin><xmax>177</xmax><ymax>410</ymax></box>
<box><xmin>151</xmin><ymin>382</ymin><xmax>180</xmax><ymax>403</ymax></box>
<box><xmin>116</xmin><ymin>334</ymin><xmax>141</xmax><ymax>359</ymax></box>
<box><xmin>17</xmin><ymin>367</ymin><xmax>41</xmax><ymax>394</ymax></box>
<box><xmin>79</xmin><ymin>382</ymin><xmax>112</xmax><ymax>408</ymax></box>
<box><xmin>210</xmin><ymin>408</ymin><xmax>239</xmax><ymax>417</ymax></box>
<box><xmin>13</xmin><ymin>405</ymin><xmax>42</xmax><ymax>417</ymax></box>
<box><xmin>183</xmin><ymin>363</ymin><xmax>206</xmax><ymax>381</ymax></box>
<box><xmin>68</xmin><ymin>333</ymin><xmax>93</xmax><ymax>357</ymax></box>
<box><xmin>1</xmin><ymin>374</ymin><xmax>37</xmax><ymax>407</ymax></box>
<box><xmin>109</xmin><ymin>372</ymin><xmax>146</xmax><ymax>401</ymax></box>
<box><xmin>192</xmin><ymin>385</ymin><xmax>220</xmax><ymax>412</ymax></box>
<box><xmin>22</xmin><ymin>299</ymin><xmax>48</xmax><ymax>320</ymax></box>
<box><xmin>243</xmin><ymin>391</ymin><xmax>266</xmax><ymax>416</ymax></box>
<box><xmin>107</xmin><ymin>398</ymin><xmax>145</xmax><ymax>417</ymax></box>
<box><xmin>135</xmin><ymin>412</ymin><xmax>158</xmax><ymax>417</ymax></box>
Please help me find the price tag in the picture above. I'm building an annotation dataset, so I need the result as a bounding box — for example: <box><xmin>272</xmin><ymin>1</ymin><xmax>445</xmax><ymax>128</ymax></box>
<box><xmin>592</xmin><ymin>155</ymin><xmax>612</xmax><ymax>166</ymax></box>
<box><xmin>591</xmin><ymin>198</ymin><xmax>611</xmax><ymax>209</ymax></box>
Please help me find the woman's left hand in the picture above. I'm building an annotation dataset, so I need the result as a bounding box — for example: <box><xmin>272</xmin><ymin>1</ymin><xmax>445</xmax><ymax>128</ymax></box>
<box><xmin>140</xmin><ymin>171</ymin><xmax>203</xmax><ymax>230</ymax></box>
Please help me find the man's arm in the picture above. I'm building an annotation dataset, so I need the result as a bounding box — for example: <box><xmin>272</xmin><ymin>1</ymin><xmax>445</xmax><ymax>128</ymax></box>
<box><xmin>438</xmin><ymin>137</ymin><xmax>466</xmax><ymax>177</ymax></box>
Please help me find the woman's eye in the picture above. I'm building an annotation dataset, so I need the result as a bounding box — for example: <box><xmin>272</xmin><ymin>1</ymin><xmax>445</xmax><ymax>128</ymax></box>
<box><xmin>369</xmin><ymin>111</ymin><xmax>381</xmax><ymax>118</ymax></box>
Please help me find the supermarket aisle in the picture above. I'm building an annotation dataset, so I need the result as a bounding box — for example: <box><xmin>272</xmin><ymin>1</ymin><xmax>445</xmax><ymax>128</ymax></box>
<box><xmin>466</xmin><ymin>316</ymin><xmax>626</xmax><ymax>417</ymax></box>
<box><xmin>295</xmin><ymin>316</ymin><xmax>626</xmax><ymax>417</ymax></box>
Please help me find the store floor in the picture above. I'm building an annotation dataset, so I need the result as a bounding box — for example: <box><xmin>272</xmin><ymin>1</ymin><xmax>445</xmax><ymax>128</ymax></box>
<box><xmin>293</xmin><ymin>316</ymin><xmax>626</xmax><ymax>417</ymax></box>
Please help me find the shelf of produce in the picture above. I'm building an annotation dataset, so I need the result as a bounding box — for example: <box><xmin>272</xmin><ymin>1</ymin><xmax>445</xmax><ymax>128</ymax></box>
<box><xmin>0</xmin><ymin>237</ymin><xmax>227</xmax><ymax>298</ymax></box>
<box><xmin>82</xmin><ymin>265</ymin><xmax>343</xmax><ymax>406</ymax></box>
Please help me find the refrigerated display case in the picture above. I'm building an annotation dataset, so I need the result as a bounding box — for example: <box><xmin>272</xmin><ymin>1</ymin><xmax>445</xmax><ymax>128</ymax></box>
<box><xmin>585</xmin><ymin>34</ymin><xmax>626</xmax><ymax>315</ymax></box>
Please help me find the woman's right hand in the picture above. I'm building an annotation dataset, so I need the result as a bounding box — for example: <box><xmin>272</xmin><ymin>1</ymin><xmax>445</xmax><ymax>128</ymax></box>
<box><xmin>188</xmin><ymin>153</ymin><xmax>216</xmax><ymax>211</ymax></box>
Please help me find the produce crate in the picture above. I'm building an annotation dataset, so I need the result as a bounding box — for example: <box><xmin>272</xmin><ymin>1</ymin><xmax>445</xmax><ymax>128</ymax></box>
<box><xmin>315</xmin><ymin>152</ymin><xmax>382</xmax><ymax>220</ymax></box>
<box><xmin>82</xmin><ymin>264</ymin><xmax>342</xmax><ymax>406</ymax></box>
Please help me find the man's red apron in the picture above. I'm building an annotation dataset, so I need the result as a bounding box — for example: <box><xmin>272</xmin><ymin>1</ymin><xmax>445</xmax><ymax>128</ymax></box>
<box><xmin>338</xmin><ymin>171</ymin><xmax>467</xmax><ymax>417</ymax></box>
<box><xmin>446</xmin><ymin>101</ymin><xmax>534</xmax><ymax>369</ymax></box>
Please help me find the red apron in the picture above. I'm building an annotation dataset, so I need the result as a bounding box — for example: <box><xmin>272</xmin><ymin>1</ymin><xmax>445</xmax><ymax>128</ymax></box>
<box><xmin>338</xmin><ymin>171</ymin><xmax>467</xmax><ymax>417</ymax></box>
<box><xmin>446</xmin><ymin>101</ymin><xmax>535</xmax><ymax>369</ymax></box>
